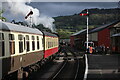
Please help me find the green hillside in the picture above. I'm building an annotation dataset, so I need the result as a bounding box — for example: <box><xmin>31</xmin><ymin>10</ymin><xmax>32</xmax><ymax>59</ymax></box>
<box><xmin>53</xmin><ymin>8</ymin><xmax>120</xmax><ymax>39</ymax></box>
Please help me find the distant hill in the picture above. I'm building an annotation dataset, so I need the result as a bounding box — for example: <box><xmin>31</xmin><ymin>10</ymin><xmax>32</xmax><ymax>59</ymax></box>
<box><xmin>81</xmin><ymin>8</ymin><xmax>120</xmax><ymax>14</ymax></box>
<box><xmin>54</xmin><ymin>8</ymin><xmax>120</xmax><ymax>30</ymax></box>
<box><xmin>52</xmin><ymin>8</ymin><xmax>120</xmax><ymax>39</ymax></box>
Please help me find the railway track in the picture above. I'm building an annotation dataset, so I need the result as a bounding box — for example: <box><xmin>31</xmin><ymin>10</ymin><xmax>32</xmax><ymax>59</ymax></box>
<box><xmin>49</xmin><ymin>46</ymin><xmax>84</xmax><ymax>80</ymax></box>
<box><xmin>51</xmin><ymin>60</ymin><xmax>68</xmax><ymax>80</ymax></box>
<box><xmin>27</xmin><ymin>46</ymin><xmax>85</xmax><ymax>80</ymax></box>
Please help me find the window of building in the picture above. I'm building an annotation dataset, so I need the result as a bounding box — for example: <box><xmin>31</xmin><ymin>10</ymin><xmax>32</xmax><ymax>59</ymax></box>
<box><xmin>0</xmin><ymin>33</ymin><xmax>5</xmax><ymax>56</ymax></box>
<box><xmin>18</xmin><ymin>35</ymin><xmax>23</xmax><ymax>53</ymax></box>
<box><xmin>9</xmin><ymin>34</ymin><xmax>15</xmax><ymax>55</ymax></box>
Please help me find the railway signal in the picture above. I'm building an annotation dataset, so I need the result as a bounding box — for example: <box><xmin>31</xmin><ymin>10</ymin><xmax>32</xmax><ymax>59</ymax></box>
<box><xmin>79</xmin><ymin>13</ymin><xmax>88</xmax><ymax>16</ymax></box>
<box><xmin>25</xmin><ymin>10</ymin><xmax>33</xmax><ymax>19</ymax></box>
<box><xmin>79</xmin><ymin>9</ymin><xmax>89</xmax><ymax>52</ymax></box>
<box><xmin>25</xmin><ymin>10</ymin><xmax>33</xmax><ymax>27</ymax></box>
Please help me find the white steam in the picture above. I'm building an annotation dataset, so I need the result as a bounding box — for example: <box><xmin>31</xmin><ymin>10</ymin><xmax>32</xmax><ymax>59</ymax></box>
<box><xmin>5</xmin><ymin>0</ymin><xmax>56</xmax><ymax>32</ymax></box>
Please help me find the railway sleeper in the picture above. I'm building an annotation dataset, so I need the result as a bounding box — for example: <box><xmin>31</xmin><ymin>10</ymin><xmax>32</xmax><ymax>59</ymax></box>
<box><xmin>55</xmin><ymin>57</ymin><xmax>59</xmax><ymax>60</ymax></box>
<box><xmin>63</xmin><ymin>57</ymin><xmax>72</xmax><ymax>60</ymax></box>
<box><xmin>63</xmin><ymin>57</ymin><xmax>80</xmax><ymax>60</ymax></box>
<box><xmin>68</xmin><ymin>57</ymin><xmax>71</xmax><ymax>60</ymax></box>
<box><xmin>63</xmin><ymin>57</ymin><xmax>68</xmax><ymax>60</ymax></box>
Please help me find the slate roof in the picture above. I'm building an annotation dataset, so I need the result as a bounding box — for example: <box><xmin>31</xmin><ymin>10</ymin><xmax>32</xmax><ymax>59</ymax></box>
<box><xmin>89</xmin><ymin>20</ymin><xmax>120</xmax><ymax>33</ymax></box>
<box><xmin>71</xmin><ymin>29</ymin><xmax>86</xmax><ymax>36</ymax></box>
<box><xmin>71</xmin><ymin>20</ymin><xmax>120</xmax><ymax>37</ymax></box>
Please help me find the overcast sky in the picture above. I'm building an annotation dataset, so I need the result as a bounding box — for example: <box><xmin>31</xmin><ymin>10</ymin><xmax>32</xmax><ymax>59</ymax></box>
<box><xmin>1</xmin><ymin>2</ymin><xmax>119</xmax><ymax>22</ymax></box>
<box><xmin>29</xmin><ymin>2</ymin><xmax>118</xmax><ymax>17</ymax></box>
<box><xmin>0</xmin><ymin>0</ymin><xmax>120</xmax><ymax>2</ymax></box>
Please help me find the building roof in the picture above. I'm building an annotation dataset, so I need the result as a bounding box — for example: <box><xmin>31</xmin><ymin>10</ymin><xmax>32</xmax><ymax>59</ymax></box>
<box><xmin>71</xmin><ymin>29</ymin><xmax>86</xmax><ymax>36</ymax></box>
<box><xmin>112</xmin><ymin>33</ymin><xmax>120</xmax><ymax>37</ymax></box>
<box><xmin>0</xmin><ymin>21</ymin><xmax>43</xmax><ymax>35</ymax></box>
<box><xmin>89</xmin><ymin>20</ymin><xmax>120</xmax><ymax>33</ymax></box>
<box><xmin>71</xmin><ymin>20</ymin><xmax>120</xmax><ymax>37</ymax></box>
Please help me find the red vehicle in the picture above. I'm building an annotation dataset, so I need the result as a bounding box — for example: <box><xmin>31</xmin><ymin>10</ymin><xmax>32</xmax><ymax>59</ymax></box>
<box><xmin>43</xmin><ymin>31</ymin><xmax>59</xmax><ymax>58</ymax></box>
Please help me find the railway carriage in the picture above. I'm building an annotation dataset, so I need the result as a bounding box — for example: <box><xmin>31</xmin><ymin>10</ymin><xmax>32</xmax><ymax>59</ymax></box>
<box><xmin>0</xmin><ymin>21</ymin><xmax>59</xmax><ymax>79</ymax></box>
<box><xmin>43</xmin><ymin>32</ymin><xmax>59</xmax><ymax>58</ymax></box>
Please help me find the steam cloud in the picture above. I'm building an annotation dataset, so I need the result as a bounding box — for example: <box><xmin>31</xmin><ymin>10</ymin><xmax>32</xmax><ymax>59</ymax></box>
<box><xmin>4</xmin><ymin>0</ymin><xmax>56</xmax><ymax>32</ymax></box>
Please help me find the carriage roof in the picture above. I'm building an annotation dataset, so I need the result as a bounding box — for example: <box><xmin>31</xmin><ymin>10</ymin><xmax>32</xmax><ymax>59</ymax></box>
<box><xmin>0</xmin><ymin>21</ymin><xmax>43</xmax><ymax>35</ymax></box>
<box><xmin>43</xmin><ymin>31</ymin><xmax>58</xmax><ymax>37</ymax></box>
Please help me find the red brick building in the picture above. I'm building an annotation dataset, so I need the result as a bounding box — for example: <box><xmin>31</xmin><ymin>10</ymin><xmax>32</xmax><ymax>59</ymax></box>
<box><xmin>70</xmin><ymin>20</ymin><xmax>120</xmax><ymax>53</ymax></box>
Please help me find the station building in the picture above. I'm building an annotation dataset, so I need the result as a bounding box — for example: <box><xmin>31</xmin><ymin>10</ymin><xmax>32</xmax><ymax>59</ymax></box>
<box><xmin>70</xmin><ymin>20</ymin><xmax>120</xmax><ymax>53</ymax></box>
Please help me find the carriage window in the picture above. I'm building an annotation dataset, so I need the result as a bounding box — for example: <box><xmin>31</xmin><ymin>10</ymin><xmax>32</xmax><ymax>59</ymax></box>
<box><xmin>42</xmin><ymin>38</ymin><xmax>44</xmax><ymax>48</ymax></box>
<box><xmin>0</xmin><ymin>33</ymin><xmax>4</xmax><ymax>40</ymax></box>
<box><xmin>54</xmin><ymin>42</ymin><xmax>55</xmax><ymax>46</ymax></box>
<box><xmin>26</xmin><ymin>35</ymin><xmax>30</xmax><ymax>52</ymax></box>
<box><xmin>51</xmin><ymin>42</ymin><xmax>53</xmax><ymax>47</ymax></box>
<box><xmin>37</xmin><ymin>36</ymin><xmax>39</xmax><ymax>49</ymax></box>
<box><xmin>9</xmin><ymin>34</ymin><xmax>15</xmax><ymax>55</ymax></box>
<box><xmin>46</xmin><ymin>41</ymin><xmax>47</xmax><ymax>49</ymax></box>
<box><xmin>26</xmin><ymin>35</ymin><xmax>29</xmax><ymax>40</ymax></box>
<box><xmin>32</xmin><ymin>36</ymin><xmax>35</xmax><ymax>40</ymax></box>
<box><xmin>37</xmin><ymin>36</ymin><xmax>39</xmax><ymax>40</ymax></box>
<box><xmin>50</xmin><ymin>42</ymin><xmax>52</xmax><ymax>48</ymax></box>
<box><xmin>18</xmin><ymin>35</ymin><xmax>23</xmax><ymax>53</ymax></box>
<box><xmin>48</xmin><ymin>42</ymin><xmax>50</xmax><ymax>48</ymax></box>
<box><xmin>0</xmin><ymin>33</ymin><xmax>5</xmax><ymax>56</ymax></box>
<box><xmin>18</xmin><ymin>35</ymin><xmax>23</xmax><ymax>40</ymax></box>
<box><xmin>9</xmin><ymin>34</ymin><xmax>14</xmax><ymax>40</ymax></box>
<box><xmin>51</xmin><ymin>42</ymin><xmax>52</xmax><ymax>48</ymax></box>
<box><xmin>32</xmin><ymin>36</ymin><xmax>35</xmax><ymax>50</ymax></box>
